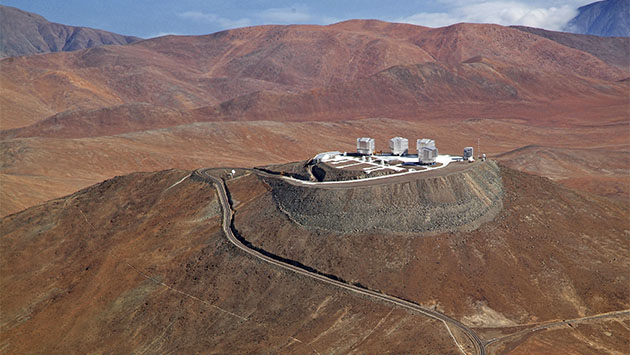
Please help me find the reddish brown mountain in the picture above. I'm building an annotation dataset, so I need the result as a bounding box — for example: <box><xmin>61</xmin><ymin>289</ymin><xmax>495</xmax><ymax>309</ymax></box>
<box><xmin>0</xmin><ymin>169</ymin><xmax>463</xmax><ymax>354</ymax></box>
<box><xmin>2</xmin><ymin>20</ymin><xmax>627</xmax><ymax>129</ymax></box>
<box><xmin>7</xmin><ymin>58</ymin><xmax>627</xmax><ymax>139</ymax></box>
<box><xmin>1</xmin><ymin>103</ymin><xmax>193</xmax><ymax>139</ymax></box>
<box><xmin>0</xmin><ymin>19</ymin><xmax>628</xmax><ymax>216</ymax></box>
<box><xmin>202</xmin><ymin>59</ymin><xmax>627</xmax><ymax>122</ymax></box>
<box><xmin>0</xmin><ymin>5</ymin><xmax>140</xmax><ymax>59</ymax></box>
<box><xmin>2</xmin><ymin>165</ymin><xmax>628</xmax><ymax>353</ymax></box>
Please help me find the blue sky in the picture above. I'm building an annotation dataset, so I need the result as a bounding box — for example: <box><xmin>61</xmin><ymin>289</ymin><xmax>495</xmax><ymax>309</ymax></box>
<box><xmin>1</xmin><ymin>0</ymin><xmax>592</xmax><ymax>38</ymax></box>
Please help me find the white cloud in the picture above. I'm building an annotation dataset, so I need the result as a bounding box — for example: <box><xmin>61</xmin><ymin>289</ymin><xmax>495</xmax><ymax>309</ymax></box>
<box><xmin>147</xmin><ymin>31</ymin><xmax>182</xmax><ymax>38</ymax></box>
<box><xmin>398</xmin><ymin>1</ymin><xmax>586</xmax><ymax>31</ymax></box>
<box><xmin>255</xmin><ymin>4</ymin><xmax>339</xmax><ymax>25</ymax></box>
<box><xmin>398</xmin><ymin>12</ymin><xmax>458</xmax><ymax>28</ymax></box>
<box><xmin>176</xmin><ymin>5</ymin><xmax>338</xmax><ymax>31</ymax></box>
<box><xmin>257</xmin><ymin>5</ymin><xmax>313</xmax><ymax>23</ymax></box>
<box><xmin>178</xmin><ymin>11</ymin><xmax>251</xmax><ymax>29</ymax></box>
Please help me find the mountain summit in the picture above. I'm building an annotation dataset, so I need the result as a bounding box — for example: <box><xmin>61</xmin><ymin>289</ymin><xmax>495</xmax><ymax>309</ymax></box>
<box><xmin>565</xmin><ymin>0</ymin><xmax>630</xmax><ymax>37</ymax></box>
<box><xmin>0</xmin><ymin>5</ymin><xmax>141</xmax><ymax>59</ymax></box>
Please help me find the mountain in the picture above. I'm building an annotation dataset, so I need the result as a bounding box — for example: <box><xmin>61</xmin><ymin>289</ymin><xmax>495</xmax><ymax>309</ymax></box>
<box><xmin>0</xmin><ymin>169</ymin><xmax>469</xmax><ymax>354</ymax></box>
<box><xmin>565</xmin><ymin>0</ymin><xmax>630</xmax><ymax>37</ymax></box>
<box><xmin>511</xmin><ymin>26</ymin><xmax>630</xmax><ymax>69</ymax></box>
<box><xmin>201</xmin><ymin>59</ymin><xmax>626</xmax><ymax>122</ymax></box>
<box><xmin>1</xmin><ymin>19</ymin><xmax>629</xmax><ymax>217</ymax></box>
<box><xmin>1</xmin><ymin>164</ymin><xmax>628</xmax><ymax>353</ymax></box>
<box><xmin>0</xmin><ymin>5</ymin><xmax>140</xmax><ymax>59</ymax></box>
<box><xmin>235</xmin><ymin>161</ymin><xmax>630</xmax><ymax>352</ymax></box>
<box><xmin>1</xmin><ymin>21</ymin><xmax>627</xmax><ymax>129</ymax></box>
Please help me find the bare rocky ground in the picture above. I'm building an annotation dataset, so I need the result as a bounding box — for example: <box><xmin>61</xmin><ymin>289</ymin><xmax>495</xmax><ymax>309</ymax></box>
<box><xmin>259</xmin><ymin>159</ymin><xmax>406</xmax><ymax>182</ymax></box>
<box><xmin>230</xmin><ymin>162</ymin><xmax>630</xmax><ymax>353</ymax></box>
<box><xmin>310</xmin><ymin>162</ymin><xmax>399</xmax><ymax>182</ymax></box>
<box><xmin>1</xmin><ymin>161</ymin><xmax>628</xmax><ymax>353</ymax></box>
<box><xmin>490</xmin><ymin>315</ymin><xmax>630</xmax><ymax>354</ymax></box>
<box><xmin>0</xmin><ymin>169</ymin><xmax>464</xmax><ymax>354</ymax></box>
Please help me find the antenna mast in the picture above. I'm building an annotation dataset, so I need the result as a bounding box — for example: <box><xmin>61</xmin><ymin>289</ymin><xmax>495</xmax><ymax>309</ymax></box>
<box><xmin>477</xmin><ymin>138</ymin><xmax>480</xmax><ymax>159</ymax></box>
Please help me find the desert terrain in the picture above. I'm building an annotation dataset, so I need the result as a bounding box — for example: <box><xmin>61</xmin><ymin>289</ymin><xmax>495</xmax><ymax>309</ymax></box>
<box><xmin>1</xmin><ymin>5</ymin><xmax>629</xmax><ymax>354</ymax></box>
<box><xmin>1</xmin><ymin>18</ymin><xmax>629</xmax><ymax>216</ymax></box>
<box><xmin>2</xmin><ymin>161</ymin><xmax>628</xmax><ymax>353</ymax></box>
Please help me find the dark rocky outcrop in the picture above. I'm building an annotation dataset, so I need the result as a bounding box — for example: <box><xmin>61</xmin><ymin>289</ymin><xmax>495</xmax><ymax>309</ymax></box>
<box><xmin>266</xmin><ymin>161</ymin><xmax>504</xmax><ymax>235</ymax></box>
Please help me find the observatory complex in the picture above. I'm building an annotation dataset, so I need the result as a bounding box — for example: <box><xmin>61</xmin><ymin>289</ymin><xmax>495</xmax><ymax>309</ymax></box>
<box><xmin>310</xmin><ymin>137</ymin><xmax>481</xmax><ymax>178</ymax></box>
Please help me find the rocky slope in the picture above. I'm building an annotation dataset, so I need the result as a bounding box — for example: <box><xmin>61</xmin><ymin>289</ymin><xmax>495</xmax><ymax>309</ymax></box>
<box><xmin>512</xmin><ymin>26</ymin><xmax>630</xmax><ymax>69</ymax></box>
<box><xmin>3</xmin><ymin>164</ymin><xmax>627</xmax><ymax>353</ymax></box>
<box><xmin>231</xmin><ymin>163</ymin><xmax>630</xmax><ymax>339</ymax></box>
<box><xmin>0</xmin><ymin>103</ymin><xmax>194</xmax><ymax>139</ymax></box>
<box><xmin>0</xmin><ymin>5</ymin><xmax>140</xmax><ymax>59</ymax></box>
<box><xmin>203</xmin><ymin>59</ymin><xmax>627</xmax><ymax>122</ymax></box>
<box><xmin>0</xmin><ymin>169</ymin><xmax>462</xmax><ymax>354</ymax></box>
<box><xmin>266</xmin><ymin>161</ymin><xmax>503</xmax><ymax>235</ymax></box>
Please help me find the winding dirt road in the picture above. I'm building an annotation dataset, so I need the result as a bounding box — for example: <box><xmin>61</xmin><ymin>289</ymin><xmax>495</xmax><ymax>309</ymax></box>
<box><xmin>192</xmin><ymin>167</ymin><xmax>630</xmax><ymax>354</ymax></box>
<box><xmin>195</xmin><ymin>168</ymin><xmax>486</xmax><ymax>355</ymax></box>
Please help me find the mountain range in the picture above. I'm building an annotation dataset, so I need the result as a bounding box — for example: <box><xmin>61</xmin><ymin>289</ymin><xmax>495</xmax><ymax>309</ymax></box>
<box><xmin>1</xmin><ymin>17</ymin><xmax>628</xmax><ymax>217</ymax></box>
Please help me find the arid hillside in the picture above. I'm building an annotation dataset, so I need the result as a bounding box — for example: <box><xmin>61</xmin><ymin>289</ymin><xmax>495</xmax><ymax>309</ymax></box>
<box><xmin>2</xmin><ymin>20</ymin><xmax>627</xmax><ymax>129</ymax></box>
<box><xmin>2</xmin><ymin>164</ymin><xmax>628</xmax><ymax>353</ymax></box>
<box><xmin>511</xmin><ymin>26</ymin><xmax>630</xmax><ymax>69</ymax></box>
<box><xmin>0</xmin><ymin>169</ymin><xmax>467</xmax><ymax>354</ymax></box>
<box><xmin>229</xmin><ymin>162</ymin><xmax>630</xmax><ymax>353</ymax></box>
<box><xmin>203</xmin><ymin>60</ymin><xmax>627</xmax><ymax>122</ymax></box>
<box><xmin>0</xmin><ymin>19</ymin><xmax>628</xmax><ymax>217</ymax></box>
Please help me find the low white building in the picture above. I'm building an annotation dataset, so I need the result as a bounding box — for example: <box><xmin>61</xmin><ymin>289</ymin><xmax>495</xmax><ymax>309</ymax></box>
<box><xmin>389</xmin><ymin>137</ymin><xmax>409</xmax><ymax>156</ymax></box>
<box><xmin>312</xmin><ymin>151</ymin><xmax>341</xmax><ymax>164</ymax></box>
<box><xmin>357</xmin><ymin>137</ymin><xmax>375</xmax><ymax>155</ymax></box>
<box><xmin>417</xmin><ymin>139</ymin><xmax>438</xmax><ymax>164</ymax></box>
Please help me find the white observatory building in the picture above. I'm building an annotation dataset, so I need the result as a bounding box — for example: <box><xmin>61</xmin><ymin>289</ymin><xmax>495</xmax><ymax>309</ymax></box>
<box><xmin>389</xmin><ymin>137</ymin><xmax>409</xmax><ymax>156</ymax></box>
<box><xmin>417</xmin><ymin>138</ymin><xmax>438</xmax><ymax>164</ymax></box>
<box><xmin>357</xmin><ymin>137</ymin><xmax>375</xmax><ymax>155</ymax></box>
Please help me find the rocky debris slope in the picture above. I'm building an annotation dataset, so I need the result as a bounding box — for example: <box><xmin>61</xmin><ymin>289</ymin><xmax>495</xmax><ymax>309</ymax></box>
<box><xmin>266</xmin><ymin>161</ymin><xmax>503</xmax><ymax>235</ymax></box>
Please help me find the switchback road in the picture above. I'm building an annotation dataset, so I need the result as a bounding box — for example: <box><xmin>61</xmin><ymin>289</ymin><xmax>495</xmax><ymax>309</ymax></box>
<box><xmin>195</xmin><ymin>168</ymin><xmax>486</xmax><ymax>355</ymax></box>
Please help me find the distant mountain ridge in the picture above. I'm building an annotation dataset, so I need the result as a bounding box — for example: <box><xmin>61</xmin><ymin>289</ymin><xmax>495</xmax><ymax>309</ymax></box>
<box><xmin>1</xmin><ymin>17</ymin><xmax>629</xmax><ymax>217</ymax></box>
<box><xmin>0</xmin><ymin>5</ymin><xmax>141</xmax><ymax>58</ymax></box>
<box><xmin>511</xmin><ymin>26</ymin><xmax>629</xmax><ymax>69</ymax></box>
<box><xmin>565</xmin><ymin>0</ymin><xmax>630</xmax><ymax>37</ymax></box>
